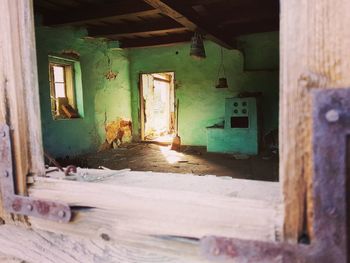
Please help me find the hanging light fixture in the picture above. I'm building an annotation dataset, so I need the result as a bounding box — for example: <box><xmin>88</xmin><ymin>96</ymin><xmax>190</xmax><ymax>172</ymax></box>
<box><xmin>215</xmin><ymin>47</ymin><xmax>228</xmax><ymax>88</ymax></box>
<box><xmin>190</xmin><ymin>32</ymin><xmax>206</xmax><ymax>59</ymax></box>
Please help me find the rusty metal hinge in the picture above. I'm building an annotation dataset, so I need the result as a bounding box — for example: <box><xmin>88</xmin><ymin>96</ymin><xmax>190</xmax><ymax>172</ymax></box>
<box><xmin>0</xmin><ymin>125</ymin><xmax>71</xmax><ymax>223</ymax></box>
<box><xmin>199</xmin><ymin>88</ymin><xmax>348</xmax><ymax>262</ymax></box>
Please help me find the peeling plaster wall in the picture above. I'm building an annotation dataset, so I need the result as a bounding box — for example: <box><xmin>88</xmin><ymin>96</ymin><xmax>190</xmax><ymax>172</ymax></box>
<box><xmin>35</xmin><ymin>26</ymin><xmax>132</xmax><ymax>157</ymax></box>
<box><xmin>129</xmin><ymin>32</ymin><xmax>279</xmax><ymax>146</ymax></box>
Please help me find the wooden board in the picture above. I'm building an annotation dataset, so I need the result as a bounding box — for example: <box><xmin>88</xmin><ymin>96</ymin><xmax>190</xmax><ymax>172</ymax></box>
<box><xmin>7</xmin><ymin>170</ymin><xmax>283</xmax><ymax>262</ymax></box>
<box><xmin>0</xmin><ymin>251</ymin><xmax>23</xmax><ymax>263</ymax></box>
<box><xmin>139</xmin><ymin>74</ymin><xmax>145</xmax><ymax>141</ymax></box>
<box><xmin>48</xmin><ymin>168</ymin><xmax>281</xmax><ymax>202</ymax></box>
<box><xmin>29</xmin><ymin>172</ymin><xmax>283</xmax><ymax>240</ymax></box>
<box><xmin>280</xmin><ymin>0</ymin><xmax>350</xmax><ymax>241</ymax></box>
<box><xmin>0</xmin><ymin>0</ymin><xmax>45</xmax><ymax>198</ymax></box>
<box><xmin>0</xmin><ymin>224</ymin><xmax>201</xmax><ymax>263</ymax></box>
<box><xmin>0</xmin><ymin>168</ymin><xmax>282</xmax><ymax>262</ymax></box>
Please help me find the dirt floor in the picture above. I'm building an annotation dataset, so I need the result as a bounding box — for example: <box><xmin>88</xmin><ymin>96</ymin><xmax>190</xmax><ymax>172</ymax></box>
<box><xmin>57</xmin><ymin>143</ymin><xmax>279</xmax><ymax>181</ymax></box>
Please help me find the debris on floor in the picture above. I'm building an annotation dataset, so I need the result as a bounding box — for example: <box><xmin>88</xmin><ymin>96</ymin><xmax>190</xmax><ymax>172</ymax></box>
<box><xmin>232</xmin><ymin>154</ymin><xmax>250</xmax><ymax>160</ymax></box>
<box><xmin>54</xmin><ymin>143</ymin><xmax>278</xmax><ymax>181</ymax></box>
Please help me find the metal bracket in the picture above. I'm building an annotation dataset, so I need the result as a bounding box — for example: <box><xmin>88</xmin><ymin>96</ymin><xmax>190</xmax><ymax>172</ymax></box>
<box><xmin>0</xmin><ymin>125</ymin><xmax>71</xmax><ymax>223</ymax></box>
<box><xmin>200</xmin><ymin>88</ymin><xmax>349</xmax><ymax>262</ymax></box>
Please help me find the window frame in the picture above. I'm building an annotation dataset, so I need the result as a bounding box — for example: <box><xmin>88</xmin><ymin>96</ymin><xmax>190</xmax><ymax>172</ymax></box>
<box><xmin>48</xmin><ymin>56</ymin><xmax>81</xmax><ymax>120</ymax></box>
<box><xmin>50</xmin><ymin>63</ymin><xmax>68</xmax><ymax>98</ymax></box>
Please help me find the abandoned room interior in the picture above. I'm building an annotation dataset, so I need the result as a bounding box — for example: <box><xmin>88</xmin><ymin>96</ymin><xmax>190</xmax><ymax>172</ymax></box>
<box><xmin>1</xmin><ymin>0</ymin><xmax>350</xmax><ymax>262</ymax></box>
<box><xmin>33</xmin><ymin>0</ymin><xmax>280</xmax><ymax>181</ymax></box>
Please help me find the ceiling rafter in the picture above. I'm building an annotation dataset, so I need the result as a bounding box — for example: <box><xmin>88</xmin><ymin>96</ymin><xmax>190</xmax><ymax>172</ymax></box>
<box><xmin>224</xmin><ymin>19</ymin><xmax>279</xmax><ymax>37</ymax></box>
<box><xmin>119</xmin><ymin>32</ymin><xmax>193</xmax><ymax>48</ymax></box>
<box><xmin>88</xmin><ymin>18</ymin><xmax>186</xmax><ymax>39</ymax></box>
<box><xmin>42</xmin><ymin>1</ymin><xmax>160</xmax><ymax>26</ymax></box>
<box><xmin>142</xmin><ymin>0</ymin><xmax>236</xmax><ymax>49</ymax></box>
<box><xmin>213</xmin><ymin>4</ymin><xmax>279</xmax><ymax>26</ymax></box>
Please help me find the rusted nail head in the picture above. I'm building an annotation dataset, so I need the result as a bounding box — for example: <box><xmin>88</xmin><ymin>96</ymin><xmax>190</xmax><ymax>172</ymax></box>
<box><xmin>58</xmin><ymin>210</ymin><xmax>66</xmax><ymax>218</ymax></box>
<box><xmin>100</xmin><ymin>233</ymin><xmax>110</xmax><ymax>241</ymax></box>
<box><xmin>325</xmin><ymin>109</ymin><xmax>339</xmax><ymax>122</ymax></box>
<box><xmin>27</xmin><ymin>204</ymin><xmax>33</xmax><ymax>211</ymax></box>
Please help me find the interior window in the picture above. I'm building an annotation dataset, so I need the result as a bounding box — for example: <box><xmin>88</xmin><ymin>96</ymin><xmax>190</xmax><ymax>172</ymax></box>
<box><xmin>49</xmin><ymin>59</ymin><xmax>79</xmax><ymax>119</ymax></box>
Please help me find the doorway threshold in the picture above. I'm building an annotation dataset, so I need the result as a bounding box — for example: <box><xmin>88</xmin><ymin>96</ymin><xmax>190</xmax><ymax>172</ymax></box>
<box><xmin>141</xmin><ymin>140</ymin><xmax>171</xmax><ymax>146</ymax></box>
<box><xmin>142</xmin><ymin>134</ymin><xmax>174</xmax><ymax>146</ymax></box>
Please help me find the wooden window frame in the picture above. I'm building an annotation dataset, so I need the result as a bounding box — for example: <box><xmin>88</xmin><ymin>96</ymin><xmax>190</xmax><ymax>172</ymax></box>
<box><xmin>49</xmin><ymin>56</ymin><xmax>80</xmax><ymax>120</ymax></box>
<box><xmin>0</xmin><ymin>0</ymin><xmax>348</xmax><ymax>262</ymax></box>
<box><xmin>49</xmin><ymin>63</ymin><xmax>67</xmax><ymax>117</ymax></box>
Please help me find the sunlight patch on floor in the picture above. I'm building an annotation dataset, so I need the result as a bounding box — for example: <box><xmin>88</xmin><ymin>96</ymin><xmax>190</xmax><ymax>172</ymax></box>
<box><xmin>159</xmin><ymin>145</ymin><xmax>184</xmax><ymax>164</ymax></box>
<box><xmin>154</xmin><ymin>134</ymin><xmax>174</xmax><ymax>143</ymax></box>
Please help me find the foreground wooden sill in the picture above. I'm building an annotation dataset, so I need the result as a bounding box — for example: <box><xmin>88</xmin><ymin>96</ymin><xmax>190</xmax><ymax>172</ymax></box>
<box><xmin>30</xmin><ymin>169</ymin><xmax>283</xmax><ymax>240</ymax></box>
<box><xmin>2</xmin><ymin>169</ymin><xmax>283</xmax><ymax>262</ymax></box>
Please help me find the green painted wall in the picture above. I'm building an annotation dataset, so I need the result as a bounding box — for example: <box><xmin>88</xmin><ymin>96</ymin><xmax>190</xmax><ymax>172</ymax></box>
<box><xmin>128</xmin><ymin>31</ymin><xmax>279</xmax><ymax>146</ymax></box>
<box><xmin>35</xmin><ymin>26</ymin><xmax>132</xmax><ymax>157</ymax></box>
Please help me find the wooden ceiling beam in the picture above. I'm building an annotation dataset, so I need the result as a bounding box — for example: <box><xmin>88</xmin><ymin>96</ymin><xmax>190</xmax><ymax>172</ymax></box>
<box><xmin>119</xmin><ymin>32</ymin><xmax>192</xmax><ymax>48</ymax></box>
<box><xmin>216</xmin><ymin>4</ymin><xmax>279</xmax><ymax>27</ymax></box>
<box><xmin>42</xmin><ymin>1</ymin><xmax>159</xmax><ymax>26</ymax></box>
<box><xmin>219</xmin><ymin>13</ymin><xmax>278</xmax><ymax>28</ymax></box>
<box><xmin>45</xmin><ymin>0</ymin><xmax>80</xmax><ymax>9</ymax></box>
<box><xmin>98</xmin><ymin>27</ymin><xmax>187</xmax><ymax>39</ymax></box>
<box><xmin>34</xmin><ymin>0</ymin><xmax>64</xmax><ymax>11</ymax></box>
<box><xmin>142</xmin><ymin>0</ymin><xmax>236</xmax><ymax>49</ymax></box>
<box><xmin>224</xmin><ymin>19</ymin><xmax>279</xmax><ymax>37</ymax></box>
<box><xmin>88</xmin><ymin>19</ymin><xmax>185</xmax><ymax>38</ymax></box>
<box><xmin>95</xmin><ymin>27</ymin><xmax>187</xmax><ymax>40</ymax></box>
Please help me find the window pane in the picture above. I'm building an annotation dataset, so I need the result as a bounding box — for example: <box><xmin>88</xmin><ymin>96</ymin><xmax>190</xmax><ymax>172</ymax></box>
<box><xmin>53</xmin><ymin>66</ymin><xmax>64</xmax><ymax>82</ymax></box>
<box><xmin>54</xmin><ymin>83</ymin><xmax>66</xmax><ymax>98</ymax></box>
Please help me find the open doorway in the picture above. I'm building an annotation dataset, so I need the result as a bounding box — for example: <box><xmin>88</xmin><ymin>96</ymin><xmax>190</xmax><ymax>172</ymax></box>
<box><xmin>140</xmin><ymin>72</ymin><xmax>175</xmax><ymax>144</ymax></box>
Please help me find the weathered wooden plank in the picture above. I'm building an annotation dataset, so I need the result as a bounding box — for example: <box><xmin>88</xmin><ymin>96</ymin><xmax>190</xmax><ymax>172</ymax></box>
<box><xmin>215</xmin><ymin>3</ymin><xmax>279</xmax><ymax>26</ymax></box>
<box><xmin>29</xmin><ymin>175</ymin><xmax>283</xmax><ymax>244</ymax></box>
<box><xmin>42</xmin><ymin>1</ymin><xmax>159</xmax><ymax>26</ymax></box>
<box><xmin>88</xmin><ymin>18</ymin><xmax>185</xmax><ymax>38</ymax></box>
<box><xmin>0</xmin><ymin>168</ymin><xmax>283</xmax><ymax>262</ymax></box>
<box><xmin>48</xmin><ymin>168</ymin><xmax>282</xmax><ymax>202</ymax></box>
<box><xmin>0</xmin><ymin>253</ymin><xmax>23</xmax><ymax>263</ymax></box>
<box><xmin>0</xmin><ymin>225</ymin><xmax>201</xmax><ymax>263</ymax></box>
<box><xmin>280</xmin><ymin>0</ymin><xmax>350</xmax><ymax>241</ymax></box>
<box><xmin>139</xmin><ymin>75</ymin><xmax>146</xmax><ymax>140</ymax></box>
<box><xmin>224</xmin><ymin>19</ymin><xmax>279</xmax><ymax>37</ymax></box>
<box><xmin>13</xmin><ymin>170</ymin><xmax>282</xmax><ymax>262</ymax></box>
<box><xmin>0</xmin><ymin>0</ymin><xmax>44</xmax><ymax>223</ymax></box>
<box><xmin>119</xmin><ymin>33</ymin><xmax>193</xmax><ymax>48</ymax></box>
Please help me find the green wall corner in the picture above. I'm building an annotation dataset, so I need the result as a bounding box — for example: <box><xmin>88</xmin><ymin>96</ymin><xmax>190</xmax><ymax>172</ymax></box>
<box><xmin>35</xmin><ymin>26</ymin><xmax>132</xmax><ymax>157</ymax></box>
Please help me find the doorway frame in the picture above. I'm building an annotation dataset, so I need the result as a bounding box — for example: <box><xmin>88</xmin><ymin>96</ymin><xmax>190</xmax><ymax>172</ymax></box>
<box><xmin>139</xmin><ymin>71</ymin><xmax>175</xmax><ymax>141</ymax></box>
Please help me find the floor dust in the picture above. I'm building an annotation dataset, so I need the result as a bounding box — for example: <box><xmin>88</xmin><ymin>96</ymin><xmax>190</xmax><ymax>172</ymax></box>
<box><xmin>58</xmin><ymin>143</ymin><xmax>279</xmax><ymax>181</ymax></box>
